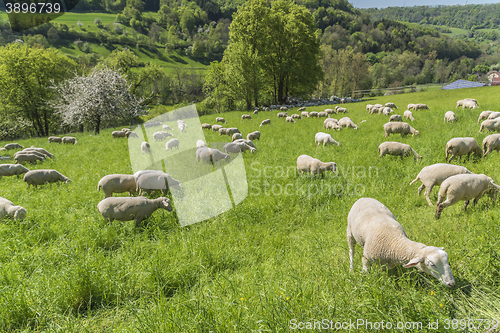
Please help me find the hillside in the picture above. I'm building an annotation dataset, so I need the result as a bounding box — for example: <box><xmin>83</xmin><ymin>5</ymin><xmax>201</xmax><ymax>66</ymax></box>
<box><xmin>1</xmin><ymin>86</ymin><xmax>500</xmax><ymax>330</ymax></box>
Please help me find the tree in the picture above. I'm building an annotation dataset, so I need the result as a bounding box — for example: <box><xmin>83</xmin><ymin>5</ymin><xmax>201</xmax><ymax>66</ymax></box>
<box><xmin>51</xmin><ymin>66</ymin><xmax>146</xmax><ymax>134</ymax></box>
<box><xmin>0</xmin><ymin>44</ymin><xmax>76</xmax><ymax>136</ymax></box>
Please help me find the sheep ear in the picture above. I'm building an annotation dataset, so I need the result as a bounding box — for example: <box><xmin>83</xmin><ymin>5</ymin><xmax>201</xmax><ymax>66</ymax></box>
<box><xmin>403</xmin><ymin>256</ymin><xmax>423</xmax><ymax>268</ymax></box>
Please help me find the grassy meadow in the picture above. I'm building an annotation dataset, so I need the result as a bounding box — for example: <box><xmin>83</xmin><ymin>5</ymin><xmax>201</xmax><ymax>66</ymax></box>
<box><xmin>1</xmin><ymin>87</ymin><xmax>500</xmax><ymax>331</ymax></box>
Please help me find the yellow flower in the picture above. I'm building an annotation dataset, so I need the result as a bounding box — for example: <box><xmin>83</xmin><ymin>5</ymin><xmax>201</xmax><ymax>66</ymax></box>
<box><xmin>431</xmin><ymin>291</ymin><xmax>434</xmax><ymax>295</ymax></box>
<box><xmin>240</xmin><ymin>298</ymin><xmax>244</xmax><ymax>301</ymax></box>
<box><xmin>440</xmin><ymin>303</ymin><xmax>443</xmax><ymax>307</ymax></box>
<box><xmin>281</xmin><ymin>292</ymin><xmax>284</xmax><ymax>295</ymax></box>
<box><xmin>286</xmin><ymin>297</ymin><xmax>290</xmax><ymax>300</ymax></box>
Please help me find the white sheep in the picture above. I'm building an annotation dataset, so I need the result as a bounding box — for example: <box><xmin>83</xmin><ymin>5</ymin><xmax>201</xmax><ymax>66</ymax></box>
<box><xmin>366</xmin><ymin>104</ymin><xmax>373</xmax><ymax>112</ymax></box>
<box><xmin>301</xmin><ymin>111</ymin><xmax>309</xmax><ymax>118</ymax></box>
<box><xmin>127</xmin><ymin>132</ymin><xmax>139</xmax><ymax>138</ymax></box>
<box><xmin>347</xmin><ymin>197</ymin><xmax>455</xmax><ymax>287</ymax></box>
<box><xmin>317</xmin><ymin>111</ymin><xmax>329</xmax><ymax>117</ymax></box>
<box><xmin>477</xmin><ymin>111</ymin><xmax>493</xmax><ymax>124</ymax></box>
<box><xmin>216</xmin><ymin>117</ymin><xmax>227</xmax><ymax>123</ymax></box>
<box><xmin>297</xmin><ymin>107</ymin><xmax>306</xmax><ymax>112</ymax></box>
<box><xmin>212</xmin><ymin>124</ymin><xmax>223</xmax><ymax>132</ymax></box>
<box><xmin>325</xmin><ymin>108</ymin><xmax>336</xmax><ymax>114</ymax></box>
<box><xmin>445</xmin><ymin>137</ymin><xmax>482</xmax><ymax>162</ymax></box>
<box><xmin>325</xmin><ymin>121</ymin><xmax>341</xmax><ymax>131</ymax></box>
<box><xmin>226</xmin><ymin>128</ymin><xmax>241</xmax><ymax>136</ymax></box>
<box><xmin>324</xmin><ymin>117</ymin><xmax>338</xmax><ymax>126</ymax></box>
<box><xmin>381</xmin><ymin>107</ymin><xmax>393</xmax><ymax>116</ymax></box>
<box><xmin>242</xmin><ymin>114</ymin><xmax>252</xmax><ymax>120</ymax></box>
<box><xmin>407</xmin><ymin>103</ymin><xmax>416</xmax><ymax>110</ymax></box>
<box><xmin>277</xmin><ymin>112</ymin><xmax>289</xmax><ymax>118</ymax></box>
<box><xmin>62</xmin><ymin>137</ymin><xmax>77</xmax><ymax>144</ymax></box>
<box><xmin>0</xmin><ymin>197</ymin><xmax>26</xmax><ymax>221</ymax></box>
<box><xmin>409</xmin><ymin>163</ymin><xmax>472</xmax><ymax>207</ymax></box>
<box><xmin>153</xmin><ymin>131</ymin><xmax>168</xmax><ymax>141</ymax></box>
<box><xmin>232</xmin><ymin>133</ymin><xmax>243</xmax><ymax>141</ymax></box>
<box><xmin>461</xmin><ymin>100</ymin><xmax>478</xmax><ymax>109</ymax></box>
<box><xmin>233</xmin><ymin>139</ymin><xmax>257</xmax><ymax>149</ymax></box>
<box><xmin>48</xmin><ymin>136</ymin><xmax>62</xmax><ymax>143</ymax></box>
<box><xmin>218</xmin><ymin>128</ymin><xmax>228</xmax><ymax>136</ymax></box>
<box><xmin>479</xmin><ymin>119</ymin><xmax>500</xmax><ymax>133</ymax></box>
<box><xmin>202</xmin><ymin>123</ymin><xmax>212</xmax><ymax>130</ymax></box>
<box><xmin>389</xmin><ymin>114</ymin><xmax>402</xmax><ymax>122</ymax></box>
<box><xmin>4</xmin><ymin>143</ymin><xmax>24</xmax><ymax>150</ymax></box>
<box><xmin>444</xmin><ymin>111</ymin><xmax>456</xmax><ymax>123</ymax></box>
<box><xmin>403</xmin><ymin>110</ymin><xmax>415</xmax><ymax>121</ymax></box>
<box><xmin>196</xmin><ymin>147</ymin><xmax>231</xmax><ymax>164</ymax></box>
<box><xmin>177</xmin><ymin>123</ymin><xmax>186</xmax><ymax>132</ymax></box>
<box><xmin>165</xmin><ymin>138</ymin><xmax>179</xmax><ymax>150</ymax></box>
<box><xmin>456</xmin><ymin>98</ymin><xmax>476</xmax><ymax>108</ymax></box>
<box><xmin>196</xmin><ymin>140</ymin><xmax>207</xmax><ymax>149</ymax></box>
<box><xmin>488</xmin><ymin>111</ymin><xmax>500</xmax><ymax>120</ymax></box>
<box><xmin>385</xmin><ymin>102</ymin><xmax>398</xmax><ymax>109</ymax></box>
<box><xmin>338</xmin><ymin>117</ymin><xmax>358</xmax><ymax>129</ymax></box>
<box><xmin>291</xmin><ymin>114</ymin><xmax>302</xmax><ymax>120</ymax></box>
<box><xmin>246</xmin><ymin>131</ymin><xmax>260</xmax><ymax>141</ymax></box>
<box><xmin>378</xmin><ymin>142</ymin><xmax>422</xmax><ymax>160</ymax></box>
<box><xmin>223</xmin><ymin>142</ymin><xmax>256</xmax><ymax>154</ymax></box>
<box><xmin>97</xmin><ymin>196</ymin><xmax>172</xmax><ymax>227</ymax></box>
<box><xmin>141</xmin><ymin>142</ymin><xmax>151</xmax><ymax>153</ymax></box>
<box><xmin>482</xmin><ymin>134</ymin><xmax>500</xmax><ymax>157</ymax></box>
<box><xmin>253</xmin><ymin>110</ymin><xmax>259</xmax><ymax>115</ymax></box>
<box><xmin>14</xmin><ymin>153</ymin><xmax>44</xmax><ymax>165</ymax></box>
<box><xmin>315</xmin><ymin>132</ymin><xmax>340</xmax><ymax>146</ymax></box>
<box><xmin>144</xmin><ymin>121</ymin><xmax>162</xmax><ymax>128</ymax></box>
<box><xmin>0</xmin><ymin>164</ymin><xmax>30</xmax><ymax>180</ymax></box>
<box><xmin>335</xmin><ymin>106</ymin><xmax>348</xmax><ymax>113</ymax></box>
<box><xmin>296</xmin><ymin>155</ymin><xmax>336</xmax><ymax>176</ymax></box>
<box><xmin>135</xmin><ymin>172</ymin><xmax>181</xmax><ymax>195</ymax></box>
<box><xmin>23</xmin><ymin>148</ymin><xmax>53</xmax><ymax>158</ymax></box>
<box><xmin>280</xmin><ymin>106</ymin><xmax>288</xmax><ymax>111</ymax></box>
<box><xmin>286</xmin><ymin>116</ymin><xmax>296</xmax><ymax>123</ymax></box>
<box><xmin>97</xmin><ymin>174</ymin><xmax>137</xmax><ymax>198</ymax></box>
<box><xmin>112</xmin><ymin>131</ymin><xmax>127</xmax><ymax>138</ymax></box>
<box><xmin>162</xmin><ymin>124</ymin><xmax>173</xmax><ymax>131</ymax></box>
<box><xmin>23</xmin><ymin>169</ymin><xmax>70</xmax><ymax>188</ymax></box>
<box><xmin>260</xmin><ymin>119</ymin><xmax>271</xmax><ymax>127</ymax></box>
<box><xmin>14</xmin><ymin>150</ymin><xmax>46</xmax><ymax>160</ymax></box>
<box><xmin>435</xmin><ymin>174</ymin><xmax>500</xmax><ymax>219</ymax></box>
<box><xmin>309</xmin><ymin>111</ymin><xmax>318</xmax><ymax>118</ymax></box>
<box><xmin>415</xmin><ymin>103</ymin><xmax>430</xmax><ymax>110</ymax></box>
<box><xmin>383</xmin><ymin>122</ymin><xmax>419</xmax><ymax>137</ymax></box>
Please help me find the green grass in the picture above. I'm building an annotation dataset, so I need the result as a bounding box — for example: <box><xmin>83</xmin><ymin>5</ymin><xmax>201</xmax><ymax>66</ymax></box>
<box><xmin>1</xmin><ymin>86</ymin><xmax>500</xmax><ymax>331</ymax></box>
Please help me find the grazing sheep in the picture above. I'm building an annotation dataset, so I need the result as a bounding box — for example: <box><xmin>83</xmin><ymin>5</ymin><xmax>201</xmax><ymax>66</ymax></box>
<box><xmin>338</xmin><ymin>117</ymin><xmax>358</xmax><ymax>130</ymax></box>
<box><xmin>280</xmin><ymin>106</ymin><xmax>288</xmax><ymax>111</ymax></box>
<box><xmin>435</xmin><ymin>174</ymin><xmax>500</xmax><ymax>219</ymax></box>
<box><xmin>286</xmin><ymin>116</ymin><xmax>296</xmax><ymax>123</ymax></box>
<box><xmin>177</xmin><ymin>123</ymin><xmax>186</xmax><ymax>132</ymax></box>
<box><xmin>403</xmin><ymin>110</ymin><xmax>415</xmax><ymax>121</ymax></box>
<box><xmin>202</xmin><ymin>123</ymin><xmax>212</xmax><ymax>130</ymax></box>
<box><xmin>233</xmin><ymin>139</ymin><xmax>257</xmax><ymax>149</ymax></box>
<box><xmin>0</xmin><ymin>197</ymin><xmax>26</xmax><ymax>221</ymax></box>
<box><xmin>112</xmin><ymin>131</ymin><xmax>127</xmax><ymax>138</ymax></box>
<box><xmin>226</xmin><ymin>128</ymin><xmax>241</xmax><ymax>136</ymax></box>
<box><xmin>141</xmin><ymin>142</ymin><xmax>151</xmax><ymax>153</ymax></box>
<box><xmin>382</xmin><ymin>107</ymin><xmax>393</xmax><ymax>116</ymax></box>
<box><xmin>165</xmin><ymin>138</ymin><xmax>180</xmax><ymax>150</ymax></box>
<box><xmin>296</xmin><ymin>155</ymin><xmax>336</xmax><ymax>176</ymax></box>
<box><xmin>325</xmin><ymin>121</ymin><xmax>341</xmax><ymax>131</ymax></box>
<box><xmin>324</xmin><ymin>117</ymin><xmax>338</xmax><ymax>126</ymax></box>
<box><xmin>263</xmin><ymin>107</ymin><xmax>269</xmax><ymax>111</ymax></box>
<box><xmin>487</xmin><ymin>111</ymin><xmax>500</xmax><ymax>121</ymax></box>
<box><xmin>378</xmin><ymin>142</ymin><xmax>422</xmax><ymax>160</ymax></box>
<box><xmin>247</xmin><ymin>131</ymin><xmax>260</xmax><ymax>141</ymax></box>
<box><xmin>277</xmin><ymin>112</ymin><xmax>289</xmax><ymax>118</ymax></box>
<box><xmin>335</xmin><ymin>106</ymin><xmax>348</xmax><ymax>113</ymax></box>
<box><xmin>14</xmin><ymin>153</ymin><xmax>44</xmax><ymax>165</ymax></box>
<box><xmin>177</xmin><ymin>120</ymin><xmax>187</xmax><ymax>126</ymax></box>
<box><xmin>162</xmin><ymin>125</ymin><xmax>173</xmax><ymax>131</ymax></box>
<box><xmin>223</xmin><ymin>142</ymin><xmax>256</xmax><ymax>154</ymax></box>
<box><xmin>317</xmin><ymin>111</ymin><xmax>329</xmax><ymax>117</ymax></box>
<box><xmin>242</xmin><ymin>114</ymin><xmax>252</xmax><ymax>120</ymax></box>
<box><xmin>144</xmin><ymin>121</ymin><xmax>162</xmax><ymax>128</ymax></box>
<box><xmin>0</xmin><ymin>164</ymin><xmax>29</xmax><ymax>180</ymax></box>
<box><xmin>291</xmin><ymin>114</ymin><xmax>302</xmax><ymax>120</ymax></box>
<box><xmin>409</xmin><ymin>163</ymin><xmax>472</xmax><ymax>207</ymax></box>
<box><xmin>325</xmin><ymin>108</ymin><xmax>336</xmax><ymax>114</ymax></box>
<box><xmin>383</xmin><ymin>122</ymin><xmax>419</xmax><ymax>137</ymax></box>
<box><xmin>461</xmin><ymin>100</ymin><xmax>479</xmax><ymax>109</ymax></box>
<box><xmin>216</xmin><ymin>117</ymin><xmax>227</xmax><ymax>123</ymax></box>
<box><xmin>389</xmin><ymin>114</ymin><xmax>402</xmax><ymax>122</ymax></box>
<box><xmin>415</xmin><ymin>103</ymin><xmax>430</xmax><ymax>110</ymax></box>
<box><xmin>127</xmin><ymin>132</ymin><xmax>139</xmax><ymax>138</ymax></box>
<box><xmin>48</xmin><ymin>136</ymin><xmax>62</xmax><ymax>143</ymax></box>
<box><xmin>23</xmin><ymin>169</ymin><xmax>70</xmax><ymax>188</ymax></box>
<box><xmin>97</xmin><ymin>196</ymin><xmax>172</xmax><ymax>227</ymax></box>
<box><xmin>482</xmin><ymin>134</ymin><xmax>500</xmax><ymax>157</ymax></box>
<box><xmin>153</xmin><ymin>131</ymin><xmax>168</xmax><ymax>141</ymax></box>
<box><xmin>301</xmin><ymin>111</ymin><xmax>309</xmax><ymax>118</ymax></box>
<box><xmin>232</xmin><ymin>133</ymin><xmax>243</xmax><ymax>141</ymax></box>
<box><xmin>297</xmin><ymin>107</ymin><xmax>306</xmax><ymax>112</ymax></box>
<box><xmin>260</xmin><ymin>119</ymin><xmax>271</xmax><ymax>127</ymax></box>
<box><xmin>253</xmin><ymin>110</ymin><xmax>259</xmax><ymax>115</ymax></box>
<box><xmin>212</xmin><ymin>125</ymin><xmax>223</xmax><ymax>132</ymax></box>
<box><xmin>385</xmin><ymin>102</ymin><xmax>398</xmax><ymax>109</ymax></box>
<box><xmin>135</xmin><ymin>172</ymin><xmax>181</xmax><ymax>195</ymax></box>
<box><xmin>366</xmin><ymin>104</ymin><xmax>374</xmax><ymax>112</ymax></box>
<box><xmin>219</xmin><ymin>128</ymin><xmax>229</xmax><ymax>136</ymax></box>
<box><xmin>14</xmin><ymin>151</ymin><xmax>46</xmax><ymax>160</ymax></box>
<box><xmin>98</xmin><ymin>174</ymin><xmax>137</xmax><ymax>198</ymax></box>
<box><xmin>369</xmin><ymin>105</ymin><xmax>382</xmax><ymax>115</ymax></box>
<box><xmin>456</xmin><ymin>98</ymin><xmax>477</xmax><ymax>108</ymax></box>
<box><xmin>444</xmin><ymin>111</ymin><xmax>456</xmax><ymax>123</ymax></box>
<box><xmin>196</xmin><ymin>140</ymin><xmax>207</xmax><ymax>149</ymax></box>
<box><xmin>315</xmin><ymin>132</ymin><xmax>340</xmax><ymax>146</ymax></box>
<box><xmin>347</xmin><ymin>198</ymin><xmax>455</xmax><ymax>287</ymax></box>
<box><xmin>4</xmin><ymin>143</ymin><xmax>24</xmax><ymax>150</ymax></box>
<box><xmin>62</xmin><ymin>137</ymin><xmax>77</xmax><ymax>144</ymax></box>
<box><xmin>407</xmin><ymin>103</ymin><xmax>416</xmax><ymax>110</ymax></box>
<box><xmin>445</xmin><ymin>137</ymin><xmax>482</xmax><ymax>162</ymax></box>
<box><xmin>196</xmin><ymin>147</ymin><xmax>231</xmax><ymax>164</ymax></box>
<box><xmin>309</xmin><ymin>111</ymin><xmax>318</xmax><ymax>118</ymax></box>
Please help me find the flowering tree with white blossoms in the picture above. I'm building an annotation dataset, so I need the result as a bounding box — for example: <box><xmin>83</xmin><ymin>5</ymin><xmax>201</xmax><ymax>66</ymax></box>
<box><xmin>51</xmin><ymin>65</ymin><xmax>147</xmax><ymax>134</ymax></box>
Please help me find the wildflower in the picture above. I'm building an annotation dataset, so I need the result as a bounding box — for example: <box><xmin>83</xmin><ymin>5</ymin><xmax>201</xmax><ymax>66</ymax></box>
<box><xmin>286</xmin><ymin>297</ymin><xmax>290</xmax><ymax>300</ymax></box>
<box><xmin>440</xmin><ymin>303</ymin><xmax>443</xmax><ymax>307</ymax></box>
<box><xmin>281</xmin><ymin>292</ymin><xmax>284</xmax><ymax>295</ymax></box>
<box><xmin>240</xmin><ymin>298</ymin><xmax>244</xmax><ymax>301</ymax></box>
<box><xmin>431</xmin><ymin>291</ymin><xmax>434</xmax><ymax>295</ymax></box>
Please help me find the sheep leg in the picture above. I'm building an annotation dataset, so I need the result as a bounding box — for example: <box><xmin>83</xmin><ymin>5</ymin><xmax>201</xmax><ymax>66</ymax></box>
<box><xmin>361</xmin><ymin>256</ymin><xmax>371</xmax><ymax>272</ymax></box>
<box><xmin>417</xmin><ymin>184</ymin><xmax>425</xmax><ymax>196</ymax></box>
<box><xmin>463</xmin><ymin>200</ymin><xmax>469</xmax><ymax>211</ymax></box>
<box><xmin>424</xmin><ymin>184</ymin><xmax>434</xmax><ymax>206</ymax></box>
<box><xmin>435</xmin><ymin>196</ymin><xmax>458</xmax><ymax>219</ymax></box>
<box><xmin>347</xmin><ymin>232</ymin><xmax>356</xmax><ymax>271</ymax></box>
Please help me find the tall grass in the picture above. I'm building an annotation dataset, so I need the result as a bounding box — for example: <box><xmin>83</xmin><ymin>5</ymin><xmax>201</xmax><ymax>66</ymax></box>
<box><xmin>0</xmin><ymin>86</ymin><xmax>499</xmax><ymax>331</ymax></box>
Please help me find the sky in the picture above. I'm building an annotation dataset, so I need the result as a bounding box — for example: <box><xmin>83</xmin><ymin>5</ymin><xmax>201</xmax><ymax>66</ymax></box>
<box><xmin>350</xmin><ymin>0</ymin><xmax>500</xmax><ymax>9</ymax></box>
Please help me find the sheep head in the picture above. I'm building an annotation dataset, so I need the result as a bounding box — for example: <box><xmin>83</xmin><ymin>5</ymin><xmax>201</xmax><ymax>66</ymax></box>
<box><xmin>403</xmin><ymin>246</ymin><xmax>455</xmax><ymax>288</ymax></box>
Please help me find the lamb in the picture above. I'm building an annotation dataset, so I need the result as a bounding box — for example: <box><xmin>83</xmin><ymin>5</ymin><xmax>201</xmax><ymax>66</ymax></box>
<box><xmin>165</xmin><ymin>138</ymin><xmax>179</xmax><ymax>150</ymax></box>
<box><xmin>479</xmin><ymin>119</ymin><xmax>500</xmax><ymax>133</ymax></box>
<box><xmin>286</xmin><ymin>116</ymin><xmax>296</xmax><ymax>123</ymax></box>
<box><xmin>291</xmin><ymin>114</ymin><xmax>302</xmax><ymax>120</ymax></box>
<box><xmin>4</xmin><ymin>143</ymin><xmax>24</xmax><ymax>150</ymax></box>
<box><xmin>435</xmin><ymin>174</ymin><xmax>500</xmax><ymax>219</ymax></box>
<box><xmin>196</xmin><ymin>140</ymin><xmax>207</xmax><ymax>149</ymax></box>
<box><xmin>347</xmin><ymin>198</ymin><xmax>455</xmax><ymax>287</ymax></box>
<box><xmin>445</xmin><ymin>137</ymin><xmax>482</xmax><ymax>162</ymax></box>
<box><xmin>383</xmin><ymin>122</ymin><xmax>419</xmax><ymax>137</ymax></box>
<box><xmin>0</xmin><ymin>164</ymin><xmax>30</xmax><ymax>180</ymax></box>
<box><xmin>444</xmin><ymin>111</ymin><xmax>456</xmax><ymax>123</ymax></box>
<box><xmin>309</xmin><ymin>111</ymin><xmax>318</xmax><ymax>118</ymax></box>
<box><xmin>482</xmin><ymin>134</ymin><xmax>500</xmax><ymax>157</ymax></box>
<box><xmin>296</xmin><ymin>155</ymin><xmax>336</xmax><ymax>176</ymax></box>
<box><xmin>162</xmin><ymin>125</ymin><xmax>173</xmax><ymax>131</ymax></box>
<box><xmin>216</xmin><ymin>117</ymin><xmax>227</xmax><ymax>123</ymax></box>
<box><xmin>461</xmin><ymin>100</ymin><xmax>479</xmax><ymax>109</ymax></box>
<box><xmin>338</xmin><ymin>117</ymin><xmax>358</xmax><ymax>130</ymax></box>
<box><xmin>487</xmin><ymin>111</ymin><xmax>500</xmax><ymax>120</ymax></box>
<box><xmin>0</xmin><ymin>197</ymin><xmax>27</xmax><ymax>221</ymax></box>
<box><xmin>389</xmin><ymin>114</ymin><xmax>402</xmax><ymax>122</ymax></box>
<box><xmin>48</xmin><ymin>136</ymin><xmax>62</xmax><ymax>143</ymax></box>
<box><xmin>212</xmin><ymin>125</ymin><xmax>223</xmax><ymax>132</ymax></box>
<box><xmin>97</xmin><ymin>196</ymin><xmax>172</xmax><ymax>227</ymax></box>
<box><xmin>301</xmin><ymin>111</ymin><xmax>309</xmax><ymax>118</ymax></box>
<box><xmin>378</xmin><ymin>142</ymin><xmax>422</xmax><ymax>160</ymax></box>
<box><xmin>226</xmin><ymin>128</ymin><xmax>241</xmax><ymax>136</ymax></box>
<box><xmin>62</xmin><ymin>137</ymin><xmax>77</xmax><ymax>144</ymax></box>
<box><xmin>317</xmin><ymin>111</ymin><xmax>329</xmax><ymax>117</ymax></box>
<box><xmin>315</xmin><ymin>132</ymin><xmax>340</xmax><ymax>146</ymax></box>
<box><xmin>14</xmin><ymin>153</ymin><xmax>44</xmax><ymax>165</ymax></box>
<box><xmin>403</xmin><ymin>110</ymin><xmax>415</xmax><ymax>121</ymax></box>
<box><xmin>409</xmin><ymin>163</ymin><xmax>472</xmax><ymax>207</ymax></box>
<box><xmin>223</xmin><ymin>142</ymin><xmax>256</xmax><ymax>154</ymax></box>
<box><xmin>112</xmin><ymin>131</ymin><xmax>127</xmax><ymax>138</ymax></box>
<box><xmin>135</xmin><ymin>172</ymin><xmax>181</xmax><ymax>195</ymax></box>
<box><xmin>202</xmin><ymin>123</ymin><xmax>212</xmax><ymax>130</ymax></box>
<box><xmin>232</xmin><ymin>133</ymin><xmax>243</xmax><ymax>141</ymax></box>
<box><xmin>385</xmin><ymin>102</ymin><xmax>398</xmax><ymax>109</ymax></box>
<box><xmin>260</xmin><ymin>119</ymin><xmax>271</xmax><ymax>126</ymax></box>
<box><xmin>196</xmin><ymin>147</ymin><xmax>231</xmax><ymax>164</ymax></box>
<box><xmin>97</xmin><ymin>174</ymin><xmax>137</xmax><ymax>198</ymax></box>
<box><xmin>247</xmin><ymin>131</ymin><xmax>260</xmax><ymax>141</ymax></box>
<box><xmin>242</xmin><ymin>114</ymin><xmax>252</xmax><ymax>120</ymax></box>
<box><xmin>23</xmin><ymin>169</ymin><xmax>70</xmax><ymax>188</ymax></box>
<box><xmin>277</xmin><ymin>112</ymin><xmax>289</xmax><ymax>118</ymax></box>
<box><xmin>219</xmin><ymin>128</ymin><xmax>229</xmax><ymax>136</ymax></box>
<box><xmin>141</xmin><ymin>141</ymin><xmax>151</xmax><ymax>153</ymax></box>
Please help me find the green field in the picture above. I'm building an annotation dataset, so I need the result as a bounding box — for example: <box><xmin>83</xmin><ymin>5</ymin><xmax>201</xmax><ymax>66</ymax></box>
<box><xmin>1</xmin><ymin>86</ymin><xmax>500</xmax><ymax>331</ymax></box>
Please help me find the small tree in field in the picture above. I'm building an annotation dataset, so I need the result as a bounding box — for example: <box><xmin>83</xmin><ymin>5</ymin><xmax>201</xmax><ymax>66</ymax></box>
<box><xmin>51</xmin><ymin>66</ymin><xmax>147</xmax><ymax>134</ymax></box>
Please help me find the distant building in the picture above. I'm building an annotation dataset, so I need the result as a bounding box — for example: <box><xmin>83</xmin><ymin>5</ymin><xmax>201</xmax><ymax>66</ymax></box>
<box><xmin>487</xmin><ymin>71</ymin><xmax>500</xmax><ymax>86</ymax></box>
<box><xmin>441</xmin><ymin>80</ymin><xmax>485</xmax><ymax>90</ymax></box>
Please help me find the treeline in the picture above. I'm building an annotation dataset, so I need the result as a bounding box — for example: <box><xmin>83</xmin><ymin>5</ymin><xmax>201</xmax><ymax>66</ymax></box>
<box><xmin>363</xmin><ymin>4</ymin><xmax>500</xmax><ymax>30</ymax></box>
